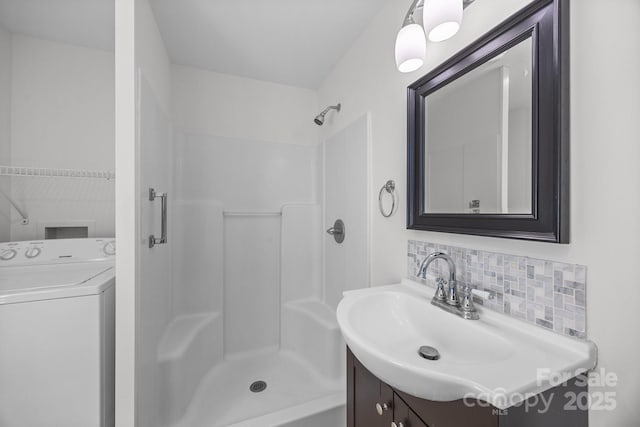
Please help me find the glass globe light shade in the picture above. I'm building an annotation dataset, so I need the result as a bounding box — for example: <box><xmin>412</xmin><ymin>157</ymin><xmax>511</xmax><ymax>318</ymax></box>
<box><xmin>423</xmin><ymin>0</ymin><xmax>463</xmax><ymax>42</ymax></box>
<box><xmin>395</xmin><ymin>23</ymin><xmax>426</xmax><ymax>73</ymax></box>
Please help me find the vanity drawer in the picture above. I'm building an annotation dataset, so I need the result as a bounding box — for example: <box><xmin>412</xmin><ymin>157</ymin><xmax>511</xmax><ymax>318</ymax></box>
<box><xmin>394</xmin><ymin>388</ymin><xmax>496</xmax><ymax>427</ymax></box>
<box><xmin>393</xmin><ymin>393</ymin><xmax>429</xmax><ymax>427</ymax></box>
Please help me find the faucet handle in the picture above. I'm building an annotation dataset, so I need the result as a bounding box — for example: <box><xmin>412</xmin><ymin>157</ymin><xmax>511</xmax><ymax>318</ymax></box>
<box><xmin>434</xmin><ymin>278</ymin><xmax>447</xmax><ymax>301</ymax></box>
<box><xmin>446</xmin><ymin>280</ymin><xmax>459</xmax><ymax>306</ymax></box>
<box><xmin>460</xmin><ymin>287</ymin><xmax>480</xmax><ymax>320</ymax></box>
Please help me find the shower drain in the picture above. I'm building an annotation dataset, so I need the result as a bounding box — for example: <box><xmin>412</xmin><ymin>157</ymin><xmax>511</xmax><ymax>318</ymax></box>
<box><xmin>250</xmin><ymin>380</ymin><xmax>267</xmax><ymax>393</ymax></box>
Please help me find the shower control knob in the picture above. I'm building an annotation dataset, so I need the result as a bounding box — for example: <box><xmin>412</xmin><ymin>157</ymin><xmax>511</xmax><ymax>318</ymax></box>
<box><xmin>103</xmin><ymin>241</ymin><xmax>116</xmax><ymax>256</ymax></box>
<box><xmin>25</xmin><ymin>247</ymin><xmax>41</xmax><ymax>259</ymax></box>
<box><xmin>0</xmin><ymin>248</ymin><xmax>17</xmax><ymax>261</ymax></box>
<box><xmin>391</xmin><ymin>422</ymin><xmax>405</xmax><ymax>427</ymax></box>
<box><xmin>376</xmin><ymin>402</ymin><xmax>390</xmax><ymax>415</ymax></box>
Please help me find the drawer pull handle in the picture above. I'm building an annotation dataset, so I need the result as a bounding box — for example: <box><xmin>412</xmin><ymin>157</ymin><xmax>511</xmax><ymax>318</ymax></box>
<box><xmin>376</xmin><ymin>402</ymin><xmax>390</xmax><ymax>415</ymax></box>
<box><xmin>391</xmin><ymin>422</ymin><xmax>405</xmax><ymax>427</ymax></box>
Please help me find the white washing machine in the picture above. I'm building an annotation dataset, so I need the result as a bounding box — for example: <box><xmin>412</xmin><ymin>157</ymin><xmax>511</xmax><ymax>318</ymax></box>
<box><xmin>0</xmin><ymin>238</ymin><xmax>115</xmax><ymax>427</ymax></box>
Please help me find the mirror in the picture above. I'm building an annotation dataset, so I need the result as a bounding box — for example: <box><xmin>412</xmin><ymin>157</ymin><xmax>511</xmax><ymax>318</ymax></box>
<box><xmin>408</xmin><ymin>0</ymin><xmax>569</xmax><ymax>242</ymax></box>
<box><xmin>425</xmin><ymin>38</ymin><xmax>532</xmax><ymax>215</ymax></box>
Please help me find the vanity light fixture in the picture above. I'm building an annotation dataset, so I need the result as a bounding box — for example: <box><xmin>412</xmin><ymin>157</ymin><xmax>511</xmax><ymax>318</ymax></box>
<box><xmin>395</xmin><ymin>0</ymin><xmax>475</xmax><ymax>73</ymax></box>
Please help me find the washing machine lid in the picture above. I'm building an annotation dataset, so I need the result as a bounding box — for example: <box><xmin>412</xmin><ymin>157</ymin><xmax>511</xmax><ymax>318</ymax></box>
<box><xmin>0</xmin><ymin>263</ymin><xmax>114</xmax><ymax>304</ymax></box>
<box><xmin>0</xmin><ymin>238</ymin><xmax>116</xmax><ymax>305</ymax></box>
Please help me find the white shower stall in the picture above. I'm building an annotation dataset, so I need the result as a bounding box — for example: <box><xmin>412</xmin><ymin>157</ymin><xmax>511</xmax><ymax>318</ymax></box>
<box><xmin>122</xmin><ymin>4</ymin><xmax>372</xmax><ymax>425</ymax></box>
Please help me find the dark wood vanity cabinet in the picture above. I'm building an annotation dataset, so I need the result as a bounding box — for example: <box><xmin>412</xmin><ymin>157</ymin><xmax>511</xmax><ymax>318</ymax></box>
<box><xmin>347</xmin><ymin>348</ymin><xmax>588</xmax><ymax>427</ymax></box>
<box><xmin>392</xmin><ymin>395</ymin><xmax>428</xmax><ymax>427</ymax></box>
<box><xmin>350</xmin><ymin>349</ymin><xmax>393</xmax><ymax>426</ymax></box>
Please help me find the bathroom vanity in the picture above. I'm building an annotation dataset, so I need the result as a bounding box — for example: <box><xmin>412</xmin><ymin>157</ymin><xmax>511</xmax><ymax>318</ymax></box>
<box><xmin>337</xmin><ymin>281</ymin><xmax>596</xmax><ymax>427</ymax></box>
<box><xmin>347</xmin><ymin>348</ymin><xmax>587</xmax><ymax>427</ymax></box>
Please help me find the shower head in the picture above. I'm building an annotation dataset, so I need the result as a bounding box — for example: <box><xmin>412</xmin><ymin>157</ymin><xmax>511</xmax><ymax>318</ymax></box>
<box><xmin>314</xmin><ymin>103</ymin><xmax>341</xmax><ymax>126</ymax></box>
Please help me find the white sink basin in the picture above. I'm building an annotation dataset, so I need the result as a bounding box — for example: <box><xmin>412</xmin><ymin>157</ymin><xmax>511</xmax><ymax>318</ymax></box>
<box><xmin>336</xmin><ymin>280</ymin><xmax>597</xmax><ymax>409</ymax></box>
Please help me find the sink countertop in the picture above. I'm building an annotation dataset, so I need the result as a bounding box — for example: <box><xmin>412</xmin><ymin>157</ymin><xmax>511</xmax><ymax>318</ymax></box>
<box><xmin>336</xmin><ymin>279</ymin><xmax>597</xmax><ymax>409</ymax></box>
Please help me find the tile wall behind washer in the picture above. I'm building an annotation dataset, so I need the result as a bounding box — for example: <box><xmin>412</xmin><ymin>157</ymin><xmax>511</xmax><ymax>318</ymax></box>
<box><xmin>408</xmin><ymin>240</ymin><xmax>587</xmax><ymax>339</ymax></box>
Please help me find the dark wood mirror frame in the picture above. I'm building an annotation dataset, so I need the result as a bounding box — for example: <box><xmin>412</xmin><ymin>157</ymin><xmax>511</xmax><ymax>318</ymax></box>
<box><xmin>407</xmin><ymin>0</ymin><xmax>569</xmax><ymax>243</ymax></box>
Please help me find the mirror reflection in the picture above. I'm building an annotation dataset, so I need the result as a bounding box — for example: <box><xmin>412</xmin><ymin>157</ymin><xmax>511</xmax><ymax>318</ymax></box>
<box><xmin>424</xmin><ymin>37</ymin><xmax>532</xmax><ymax>214</ymax></box>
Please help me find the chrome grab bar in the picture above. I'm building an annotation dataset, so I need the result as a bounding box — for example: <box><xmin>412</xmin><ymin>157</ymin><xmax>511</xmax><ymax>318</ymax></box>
<box><xmin>148</xmin><ymin>187</ymin><xmax>168</xmax><ymax>248</ymax></box>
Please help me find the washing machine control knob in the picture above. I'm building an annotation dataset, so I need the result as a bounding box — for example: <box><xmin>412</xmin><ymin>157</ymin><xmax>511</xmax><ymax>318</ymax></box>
<box><xmin>103</xmin><ymin>241</ymin><xmax>116</xmax><ymax>256</ymax></box>
<box><xmin>25</xmin><ymin>247</ymin><xmax>42</xmax><ymax>259</ymax></box>
<box><xmin>0</xmin><ymin>248</ymin><xmax>17</xmax><ymax>261</ymax></box>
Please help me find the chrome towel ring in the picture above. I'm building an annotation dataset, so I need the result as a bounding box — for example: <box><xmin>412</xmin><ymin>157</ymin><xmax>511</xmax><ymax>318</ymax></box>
<box><xmin>378</xmin><ymin>180</ymin><xmax>397</xmax><ymax>218</ymax></box>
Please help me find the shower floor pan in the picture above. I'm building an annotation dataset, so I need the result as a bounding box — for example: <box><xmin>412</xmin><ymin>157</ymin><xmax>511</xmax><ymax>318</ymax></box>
<box><xmin>173</xmin><ymin>348</ymin><xmax>345</xmax><ymax>427</ymax></box>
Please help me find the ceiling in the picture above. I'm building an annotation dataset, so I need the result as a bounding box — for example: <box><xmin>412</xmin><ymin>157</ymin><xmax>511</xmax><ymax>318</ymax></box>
<box><xmin>149</xmin><ymin>0</ymin><xmax>390</xmax><ymax>89</ymax></box>
<box><xmin>0</xmin><ymin>0</ymin><xmax>115</xmax><ymax>51</ymax></box>
<box><xmin>0</xmin><ymin>0</ymin><xmax>391</xmax><ymax>89</ymax></box>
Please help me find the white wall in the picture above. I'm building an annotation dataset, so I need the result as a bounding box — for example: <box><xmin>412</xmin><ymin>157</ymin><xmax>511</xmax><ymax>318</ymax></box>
<box><xmin>10</xmin><ymin>35</ymin><xmax>114</xmax><ymax>169</ymax></box>
<box><xmin>114</xmin><ymin>0</ymin><xmax>136</xmax><ymax>423</ymax></box>
<box><xmin>134</xmin><ymin>0</ymin><xmax>171</xmax><ymax>113</ymax></box>
<box><xmin>317</xmin><ymin>0</ymin><xmax>640</xmax><ymax>425</ymax></box>
<box><xmin>0</xmin><ymin>23</ymin><xmax>11</xmax><ymax>242</ymax></box>
<box><xmin>570</xmin><ymin>2</ymin><xmax>640</xmax><ymax>424</ymax></box>
<box><xmin>115</xmin><ymin>0</ymin><xmax>172</xmax><ymax>424</ymax></box>
<box><xmin>8</xmin><ymin>34</ymin><xmax>114</xmax><ymax>241</ymax></box>
<box><xmin>172</xmin><ymin>65</ymin><xmax>319</xmax><ymax>146</ymax></box>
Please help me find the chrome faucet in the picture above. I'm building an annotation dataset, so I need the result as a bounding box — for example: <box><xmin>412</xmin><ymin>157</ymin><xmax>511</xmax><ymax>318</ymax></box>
<box><xmin>416</xmin><ymin>251</ymin><xmax>479</xmax><ymax>320</ymax></box>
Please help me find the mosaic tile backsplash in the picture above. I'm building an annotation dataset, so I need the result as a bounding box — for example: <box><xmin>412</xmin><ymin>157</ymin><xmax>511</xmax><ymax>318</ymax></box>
<box><xmin>408</xmin><ymin>240</ymin><xmax>587</xmax><ymax>339</ymax></box>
